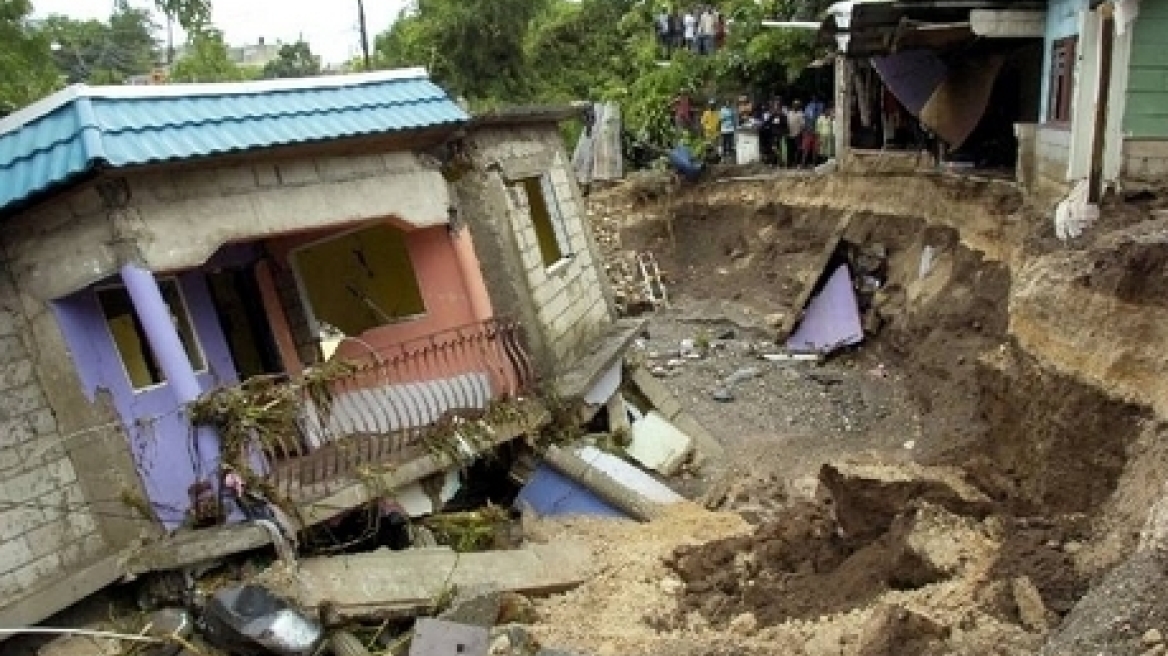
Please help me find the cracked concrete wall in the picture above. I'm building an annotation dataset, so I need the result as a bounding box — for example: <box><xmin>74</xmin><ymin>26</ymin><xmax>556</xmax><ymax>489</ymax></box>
<box><xmin>4</xmin><ymin>148</ymin><xmax>452</xmax><ymax>303</ymax></box>
<box><xmin>456</xmin><ymin>125</ymin><xmax>615</xmax><ymax>380</ymax></box>
<box><xmin>0</xmin><ymin>253</ymin><xmax>149</xmax><ymax>629</ymax></box>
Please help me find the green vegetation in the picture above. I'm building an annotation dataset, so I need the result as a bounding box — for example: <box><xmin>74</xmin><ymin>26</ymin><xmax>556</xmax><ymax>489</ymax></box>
<box><xmin>375</xmin><ymin>0</ymin><xmax>835</xmax><ymax>143</ymax></box>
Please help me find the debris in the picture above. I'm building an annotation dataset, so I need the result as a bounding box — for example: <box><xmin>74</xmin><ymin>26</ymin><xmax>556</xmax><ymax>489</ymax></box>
<box><xmin>711</xmin><ymin>387</ymin><xmax>734</xmax><ymax>403</ymax></box>
<box><xmin>573</xmin><ymin>445</ymin><xmax>684</xmax><ymax>503</ymax></box>
<box><xmin>1012</xmin><ymin>576</ymin><xmax>1050</xmax><ymax>632</ymax></box>
<box><xmin>330</xmin><ymin>630</ymin><xmax>374</xmax><ymax>656</ymax></box>
<box><xmin>259</xmin><ymin>541</ymin><xmax>591</xmax><ymax>622</ymax></box>
<box><xmin>786</xmin><ymin>264</ymin><xmax>864</xmax><ymax>354</ymax></box>
<box><xmin>543</xmin><ymin>445</ymin><xmax>664</xmax><ymax>521</ymax></box>
<box><xmin>819</xmin><ymin>462</ymin><xmax>994</xmax><ymax>542</ymax></box>
<box><xmin>199</xmin><ymin>584</ymin><xmax>325</xmax><ymax>656</ymax></box>
<box><xmin>637</xmin><ymin>251</ymin><xmax>670</xmax><ymax>308</ymax></box>
<box><xmin>1143</xmin><ymin>628</ymin><xmax>1164</xmax><ymax>646</ymax></box>
<box><xmin>1054</xmin><ymin>179</ymin><xmax>1099</xmax><ymax>241</ymax></box>
<box><xmin>728</xmin><ymin>612</ymin><xmax>759</xmax><ymax>636</ymax></box>
<box><xmin>855</xmin><ymin>603</ymin><xmax>948</xmax><ymax>656</ymax></box>
<box><xmin>761</xmin><ymin>352</ymin><xmax>823</xmax><ymax>363</ymax></box>
<box><xmin>410</xmin><ymin>619</ymin><xmax>490</xmax><ymax>656</ymax></box>
<box><xmin>395</xmin><ymin>468</ymin><xmax>462</xmax><ymax>517</ymax></box>
<box><xmin>919</xmin><ymin>245</ymin><xmax>937</xmax><ymax>279</ymax></box>
<box><xmin>143</xmin><ymin>608</ymin><xmax>193</xmax><ymax>641</ymax></box>
<box><xmin>627</xmin><ymin>411</ymin><xmax>696</xmax><ymax>475</ymax></box>
<box><xmin>887</xmin><ymin>502</ymin><xmax>996</xmax><ymax>588</ymax></box>
<box><xmin>438</xmin><ymin>584</ymin><xmax>504</xmax><ymax>627</ymax></box>
<box><xmin>517</xmin><ymin>465</ymin><xmax>625</xmax><ymax>519</ymax></box>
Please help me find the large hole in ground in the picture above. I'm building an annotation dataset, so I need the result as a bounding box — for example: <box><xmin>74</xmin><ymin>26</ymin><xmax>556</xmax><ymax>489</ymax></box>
<box><xmin>604</xmin><ymin>189</ymin><xmax>1151</xmax><ymax>638</ymax></box>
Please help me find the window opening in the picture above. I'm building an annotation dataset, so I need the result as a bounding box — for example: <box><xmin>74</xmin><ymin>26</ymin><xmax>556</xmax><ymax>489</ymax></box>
<box><xmin>97</xmin><ymin>278</ymin><xmax>205</xmax><ymax>390</ymax></box>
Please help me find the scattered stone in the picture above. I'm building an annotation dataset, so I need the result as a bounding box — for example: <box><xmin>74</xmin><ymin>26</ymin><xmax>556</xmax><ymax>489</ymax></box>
<box><xmin>723</xmin><ymin>366</ymin><xmax>761</xmax><ymax>386</ymax></box>
<box><xmin>764</xmin><ymin>312</ymin><xmax>786</xmax><ymax>328</ymax></box>
<box><xmin>855</xmin><ymin>603</ymin><xmax>948</xmax><ymax>656</ymax></box>
<box><xmin>1012</xmin><ymin>575</ymin><xmax>1050</xmax><ymax>632</ymax></box>
<box><xmin>1144</xmin><ymin>644</ymin><xmax>1167</xmax><ymax>656</ymax></box>
<box><xmin>439</xmin><ymin>584</ymin><xmax>503</xmax><ymax>627</ymax></box>
<box><xmin>903</xmin><ymin>440</ymin><xmax>916</xmax><ymax>450</ymax></box>
<box><xmin>728</xmin><ymin>611</ymin><xmax>759</xmax><ymax>636</ymax></box>
<box><xmin>711</xmin><ymin>387</ymin><xmax>734</xmax><ymax>403</ymax></box>
<box><xmin>497</xmin><ymin>592</ymin><xmax>538</xmax><ymax>624</ymax></box>
<box><xmin>659</xmin><ymin>576</ymin><xmax>684</xmax><ymax>595</ymax></box>
<box><xmin>1063</xmin><ymin>540</ymin><xmax>1083</xmax><ymax>555</ymax></box>
<box><xmin>1143</xmin><ymin>628</ymin><xmax>1164</xmax><ymax>646</ymax></box>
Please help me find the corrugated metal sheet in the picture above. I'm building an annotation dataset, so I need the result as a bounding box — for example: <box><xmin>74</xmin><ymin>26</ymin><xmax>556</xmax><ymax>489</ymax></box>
<box><xmin>0</xmin><ymin>68</ymin><xmax>468</xmax><ymax>214</ymax></box>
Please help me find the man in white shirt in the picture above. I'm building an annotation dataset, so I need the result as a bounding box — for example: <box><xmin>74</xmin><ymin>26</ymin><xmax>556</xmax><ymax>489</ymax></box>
<box><xmin>785</xmin><ymin>101</ymin><xmax>806</xmax><ymax>168</ymax></box>
<box><xmin>697</xmin><ymin>8</ymin><xmax>716</xmax><ymax>55</ymax></box>
<box><xmin>683</xmin><ymin>11</ymin><xmax>697</xmax><ymax>52</ymax></box>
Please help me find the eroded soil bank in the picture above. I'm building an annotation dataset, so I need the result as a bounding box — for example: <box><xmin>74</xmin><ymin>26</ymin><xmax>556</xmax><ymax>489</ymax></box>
<box><xmin>532</xmin><ymin>172</ymin><xmax>1168</xmax><ymax>656</ymax></box>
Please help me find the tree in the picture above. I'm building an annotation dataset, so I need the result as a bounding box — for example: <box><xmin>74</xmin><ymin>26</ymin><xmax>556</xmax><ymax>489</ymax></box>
<box><xmin>169</xmin><ymin>27</ymin><xmax>248</xmax><ymax>82</ymax></box>
<box><xmin>374</xmin><ymin>0</ymin><xmax>550</xmax><ymax>103</ymax></box>
<box><xmin>262</xmin><ymin>40</ymin><xmax>321</xmax><ymax>79</ymax></box>
<box><xmin>0</xmin><ymin>0</ymin><xmax>60</xmax><ymax>115</ymax></box>
<box><xmin>155</xmin><ymin>0</ymin><xmax>211</xmax><ymax>63</ymax></box>
<box><xmin>39</xmin><ymin>6</ymin><xmax>156</xmax><ymax>85</ymax></box>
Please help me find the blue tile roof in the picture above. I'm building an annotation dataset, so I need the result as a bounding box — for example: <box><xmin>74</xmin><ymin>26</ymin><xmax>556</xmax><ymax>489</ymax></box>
<box><xmin>0</xmin><ymin>67</ymin><xmax>468</xmax><ymax>214</ymax></box>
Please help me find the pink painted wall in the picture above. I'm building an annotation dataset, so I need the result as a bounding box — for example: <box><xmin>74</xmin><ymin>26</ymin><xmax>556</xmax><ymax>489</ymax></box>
<box><xmin>265</xmin><ymin>219</ymin><xmax>480</xmax><ymax>364</ymax></box>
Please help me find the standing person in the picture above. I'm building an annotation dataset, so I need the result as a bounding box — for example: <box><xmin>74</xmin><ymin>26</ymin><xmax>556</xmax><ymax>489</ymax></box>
<box><xmin>759</xmin><ymin>101</ymin><xmax>777</xmax><ymax>166</ymax></box>
<box><xmin>715</xmin><ymin>10</ymin><xmax>727</xmax><ymax>50</ymax></box>
<box><xmin>668</xmin><ymin>10</ymin><xmax>683</xmax><ymax>52</ymax></box>
<box><xmin>697</xmin><ymin>6</ymin><xmax>716</xmax><ymax>55</ymax></box>
<box><xmin>683</xmin><ymin>9</ymin><xmax>697</xmax><ymax>52</ymax></box>
<box><xmin>701</xmin><ymin>99</ymin><xmax>720</xmax><ymax>144</ymax></box>
<box><xmin>816</xmin><ymin>106</ymin><xmax>835</xmax><ymax>163</ymax></box>
<box><xmin>785</xmin><ymin>100</ymin><xmax>805</xmax><ymax>168</ymax></box>
<box><xmin>673</xmin><ymin>91</ymin><xmax>694</xmax><ymax>132</ymax></box>
<box><xmin>719</xmin><ymin>99</ymin><xmax>736</xmax><ymax>161</ymax></box>
<box><xmin>656</xmin><ymin>8</ymin><xmax>672</xmax><ymax>58</ymax></box>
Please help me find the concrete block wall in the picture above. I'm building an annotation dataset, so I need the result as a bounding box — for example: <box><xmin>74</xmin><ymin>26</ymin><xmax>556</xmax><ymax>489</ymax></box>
<box><xmin>465</xmin><ymin>125</ymin><xmax>614</xmax><ymax>370</ymax></box>
<box><xmin>1123</xmin><ymin>139</ymin><xmax>1168</xmax><ymax>182</ymax></box>
<box><xmin>1034</xmin><ymin>126</ymin><xmax>1072</xmax><ymax>194</ymax></box>
<box><xmin>0</xmin><ymin>265</ymin><xmax>105</xmax><ymax>601</ymax></box>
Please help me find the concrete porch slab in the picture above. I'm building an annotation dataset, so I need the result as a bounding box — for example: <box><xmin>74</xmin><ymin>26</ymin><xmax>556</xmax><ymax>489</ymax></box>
<box><xmin>260</xmin><ymin>540</ymin><xmax>592</xmax><ymax>621</ymax></box>
<box><xmin>555</xmin><ymin>318</ymin><xmax>647</xmax><ymax>402</ymax></box>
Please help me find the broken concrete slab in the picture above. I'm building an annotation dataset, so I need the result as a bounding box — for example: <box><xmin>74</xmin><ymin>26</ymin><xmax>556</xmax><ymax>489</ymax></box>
<box><xmin>543</xmin><ymin>445</ymin><xmax>663</xmax><ymax>522</ymax></box>
<box><xmin>260</xmin><ymin>541</ymin><xmax>591</xmax><ymax>622</ymax></box>
<box><xmin>395</xmin><ymin>468</ymin><xmax>462</xmax><ymax>517</ymax></box>
<box><xmin>786</xmin><ymin>264</ymin><xmax>864</xmax><ymax>354</ymax></box>
<box><xmin>410</xmin><ymin>618</ymin><xmax>490</xmax><ymax>656</ymax></box>
<box><xmin>438</xmin><ymin>584</ymin><xmax>503</xmax><ymax>627</ymax></box>
<box><xmin>574</xmin><ymin>446</ymin><xmax>684</xmax><ymax>504</ymax></box>
<box><xmin>627</xmin><ymin>411</ymin><xmax>694</xmax><ymax>476</ymax></box>
<box><xmin>819</xmin><ymin>462</ymin><xmax>994</xmax><ymax>542</ymax></box>
<box><xmin>629</xmin><ymin>366</ymin><xmax>724</xmax><ymax>461</ymax></box>
<box><xmin>775</xmin><ymin>210</ymin><xmax>855</xmax><ymax>341</ymax></box>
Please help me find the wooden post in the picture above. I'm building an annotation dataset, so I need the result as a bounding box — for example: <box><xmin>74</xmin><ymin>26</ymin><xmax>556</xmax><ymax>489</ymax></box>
<box><xmin>1088</xmin><ymin>6</ymin><xmax>1116</xmax><ymax>203</ymax></box>
<box><xmin>834</xmin><ymin>55</ymin><xmax>853</xmax><ymax>166</ymax></box>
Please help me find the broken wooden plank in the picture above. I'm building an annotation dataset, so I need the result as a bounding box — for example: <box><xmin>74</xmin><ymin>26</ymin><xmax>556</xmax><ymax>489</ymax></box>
<box><xmin>259</xmin><ymin>541</ymin><xmax>592</xmax><ymax>622</ymax></box>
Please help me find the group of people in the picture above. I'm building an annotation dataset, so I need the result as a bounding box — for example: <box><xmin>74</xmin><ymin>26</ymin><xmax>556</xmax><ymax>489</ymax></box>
<box><xmin>753</xmin><ymin>96</ymin><xmax>835</xmax><ymax>168</ymax></box>
<box><xmin>655</xmin><ymin>6</ymin><xmax>727</xmax><ymax>58</ymax></box>
<box><xmin>671</xmin><ymin>92</ymin><xmax>836</xmax><ymax>167</ymax></box>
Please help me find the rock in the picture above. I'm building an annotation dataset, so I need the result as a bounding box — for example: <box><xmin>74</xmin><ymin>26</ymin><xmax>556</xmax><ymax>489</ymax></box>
<box><xmin>711</xmin><ymin>387</ymin><xmax>734</xmax><ymax>402</ymax></box>
<box><xmin>1063</xmin><ymin>540</ymin><xmax>1083</xmax><ymax>555</ymax></box>
<box><xmin>887</xmin><ymin>502</ymin><xmax>997</xmax><ymax>589</ymax></box>
<box><xmin>489</xmin><ymin>634</ymin><xmax>513</xmax><ymax>656</ymax></box>
<box><xmin>659</xmin><ymin>576</ymin><xmax>684</xmax><ymax>595</ymax></box>
<box><xmin>728</xmin><ymin>612</ymin><xmax>759</xmax><ymax>636</ymax></box>
<box><xmin>855</xmin><ymin>603</ymin><xmax>948</xmax><ymax>656</ymax></box>
<box><xmin>764</xmin><ymin>312</ymin><xmax>786</xmax><ymax>328</ymax></box>
<box><xmin>497</xmin><ymin>591</ymin><xmax>538</xmax><ymax>624</ymax></box>
<box><xmin>1145</xmin><ymin>645</ymin><xmax>1167</xmax><ymax>656</ymax></box>
<box><xmin>1144</xmin><ymin>628</ymin><xmax>1164</xmax><ymax>646</ymax></box>
<box><xmin>489</xmin><ymin>624</ymin><xmax>538</xmax><ymax>656</ymax></box>
<box><xmin>1012</xmin><ymin>576</ymin><xmax>1050</xmax><ymax>632</ymax></box>
<box><xmin>724</xmin><ymin>367</ymin><xmax>761</xmax><ymax>386</ymax></box>
<box><xmin>819</xmin><ymin>462</ymin><xmax>994</xmax><ymax>542</ymax></box>
<box><xmin>440</xmin><ymin>584</ymin><xmax>503</xmax><ymax>627</ymax></box>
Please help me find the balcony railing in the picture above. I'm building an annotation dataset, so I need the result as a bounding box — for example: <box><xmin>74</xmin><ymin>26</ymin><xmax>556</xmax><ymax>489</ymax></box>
<box><xmin>196</xmin><ymin>318</ymin><xmax>536</xmax><ymax>502</ymax></box>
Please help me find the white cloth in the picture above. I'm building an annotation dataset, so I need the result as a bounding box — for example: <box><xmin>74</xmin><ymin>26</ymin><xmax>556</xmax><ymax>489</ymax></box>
<box><xmin>1054</xmin><ymin>179</ymin><xmax>1100</xmax><ymax>240</ymax></box>
<box><xmin>787</xmin><ymin>110</ymin><xmax>806</xmax><ymax>135</ymax></box>
<box><xmin>683</xmin><ymin>13</ymin><xmax>697</xmax><ymax>39</ymax></box>
<box><xmin>698</xmin><ymin>11</ymin><xmax>716</xmax><ymax>36</ymax></box>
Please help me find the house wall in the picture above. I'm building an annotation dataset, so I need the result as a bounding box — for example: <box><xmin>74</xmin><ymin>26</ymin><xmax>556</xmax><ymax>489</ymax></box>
<box><xmin>3</xmin><ymin>149</ymin><xmax>452</xmax><ymax>303</ymax></box>
<box><xmin>267</xmin><ymin>222</ymin><xmax>478</xmax><ymax>364</ymax></box>
<box><xmin>455</xmin><ymin>124</ymin><xmax>615</xmax><ymax>380</ymax></box>
<box><xmin>1122</xmin><ymin>0</ymin><xmax>1168</xmax><ymax>180</ymax></box>
<box><xmin>0</xmin><ymin>256</ymin><xmax>149</xmax><ymax>631</ymax></box>
<box><xmin>1033</xmin><ymin>0</ymin><xmax>1086</xmax><ymax>193</ymax></box>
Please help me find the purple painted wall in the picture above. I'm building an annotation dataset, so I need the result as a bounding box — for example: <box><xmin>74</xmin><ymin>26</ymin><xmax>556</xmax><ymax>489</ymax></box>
<box><xmin>52</xmin><ymin>271</ymin><xmax>239</xmax><ymax>529</ymax></box>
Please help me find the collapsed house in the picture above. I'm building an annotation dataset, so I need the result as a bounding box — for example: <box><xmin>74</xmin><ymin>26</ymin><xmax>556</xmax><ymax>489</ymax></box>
<box><xmin>0</xmin><ymin>69</ymin><xmax>639</xmax><ymax>632</ymax></box>
<box><xmin>820</xmin><ymin>0</ymin><xmax>1168</xmax><ymax>201</ymax></box>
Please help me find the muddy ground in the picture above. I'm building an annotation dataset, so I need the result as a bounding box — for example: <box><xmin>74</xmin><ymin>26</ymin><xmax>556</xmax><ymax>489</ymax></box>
<box><xmin>527</xmin><ymin>172</ymin><xmax>1168</xmax><ymax>656</ymax></box>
